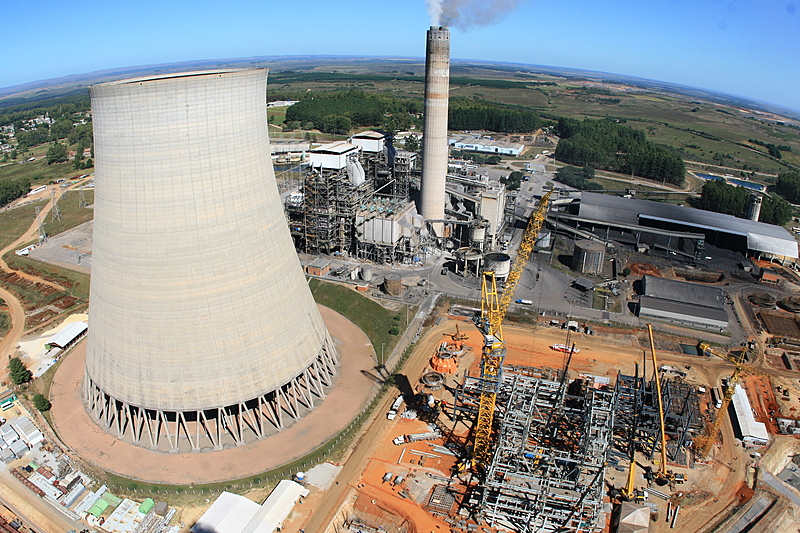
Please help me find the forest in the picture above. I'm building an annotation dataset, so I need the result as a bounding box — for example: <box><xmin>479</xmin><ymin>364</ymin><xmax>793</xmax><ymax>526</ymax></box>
<box><xmin>553</xmin><ymin>118</ymin><xmax>685</xmax><ymax>186</ymax></box>
<box><xmin>696</xmin><ymin>178</ymin><xmax>790</xmax><ymax>225</ymax></box>
<box><xmin>448</xmin><ymin>98</ymin><xmax>544</xmax><ymax>133</ymax></box>
<box><xmin>284</xmin><ymin>90</ymin><xmax>421</xmax><ymax>134</ymax></box>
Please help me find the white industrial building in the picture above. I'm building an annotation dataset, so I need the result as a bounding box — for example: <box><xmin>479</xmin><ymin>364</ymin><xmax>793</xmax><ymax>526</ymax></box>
<box><xmin>309</xmin><ymin>141</ymin><xmax>361</xmax><ymax>170</ymax></box>
<box><xmin>449</xmin><ymin>134</ymin><xmax>524</xmax><ymax>156</ymax></box>
<box><xmin>191</xmin><ymin>481</ymin><xmax>309</xmax><ymax>533</ymax></box>
<box><xmin>731</xmin><ymin>384</ymin><xmax>769</xmax><ymax>447</ymax></box>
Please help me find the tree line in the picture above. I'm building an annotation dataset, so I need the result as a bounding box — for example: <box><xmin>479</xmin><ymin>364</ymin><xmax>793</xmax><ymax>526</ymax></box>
<box><xmin>0</xmin><ymin>177</ymin><xmax>32</xmax><ymax>208</ymax></box>
<box><xmin>697</xmin><ymin>178</ymin><xmax>790</xmax><ymax>225</ymax></box>
<box><xmin>448</xmin><ymin>98</ymin><xmax>544</xmax><ymax>133</ymax></box>
<box><xmin>749</xmin><ymin>139</ymin><xmax>792</xmax><ymax>159</ymax></box>
<box><xmin>284</xmin><ymin>89</ymin><xmax>422</xmax><ymax>134</ymax></box>
<box><xmin>553</xmin><ymin>118</ymin><xmax>685</xmax><ymax>186</ymax></box>
<box><xmin>554</xmin><ymin>166</ymin><xmax>604</xmax><ymax>190</ymax></box>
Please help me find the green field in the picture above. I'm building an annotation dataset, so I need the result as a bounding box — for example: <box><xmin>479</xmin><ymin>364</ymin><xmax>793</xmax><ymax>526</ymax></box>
<box><xmin>308</xmin><ymin>278</ymin><xmax>409</xmax><ymax>360</ymax></box>
<box><xmin>42</xmin><ymin>189</ymin><xmax>94</xmax><ymax>237</ymax></box>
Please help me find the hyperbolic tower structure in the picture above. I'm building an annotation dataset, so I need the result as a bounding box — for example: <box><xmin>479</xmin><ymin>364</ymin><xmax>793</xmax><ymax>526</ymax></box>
<box><xmin>420</xmin><ymin>26</ymin><xmax>450</xmax><ymax>237</ymax></box>
<box><xmin>84</xmin><ymin>69</ymin><xmax>339</xmax><ymax>452</ymax></box>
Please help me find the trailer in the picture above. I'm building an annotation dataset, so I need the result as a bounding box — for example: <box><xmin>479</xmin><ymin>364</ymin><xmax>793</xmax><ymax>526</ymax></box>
<box><xmin>387</xmin><ymin>395</ymin><xmax>404</xmax><ymax>420</ymax></box>
<box><xmin>392</xmin><ymin>431</ymin><xmax>441</xmax><ymax>445</ymax></box>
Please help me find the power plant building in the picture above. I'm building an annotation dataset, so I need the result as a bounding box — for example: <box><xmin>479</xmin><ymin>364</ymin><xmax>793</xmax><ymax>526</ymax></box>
<box><xmin>85</xmin><ymin>69</ymin><xmax>339</xmax><ymax>452</ymax></box>
<box><xmin>569</xmin><ymin>192</ymin><xmax>798</xmax><ymax>263</ymax></box>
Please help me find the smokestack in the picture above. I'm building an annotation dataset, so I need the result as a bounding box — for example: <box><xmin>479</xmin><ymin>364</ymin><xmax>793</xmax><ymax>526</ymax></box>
<box><xmin>420</xmin><ymin>26</ymin><xmax>450</xmax><ymax>237</ymax></box>
<box><xmin>748</xmin><ymin>193</ymin><xmax>762</xmax><ymax>221</ymax></box>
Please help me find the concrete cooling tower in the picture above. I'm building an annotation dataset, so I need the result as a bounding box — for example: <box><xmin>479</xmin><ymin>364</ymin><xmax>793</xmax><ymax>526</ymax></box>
<box><xmin>84</xmin><ymin>69</ymin><xmax>339</xmax><ymax>452</ymax></box>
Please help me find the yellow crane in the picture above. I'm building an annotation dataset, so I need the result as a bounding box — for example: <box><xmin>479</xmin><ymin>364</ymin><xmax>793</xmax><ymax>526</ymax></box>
<box><xmin>646</xmin><ymin>324</ymin><xmax>673</xmax><ymax>484</ymax></box>
<box><xmin>471</xmin><ymin>190</ymin><xmax>552</xmax><ymax>467</ymax></box>
<box><xmin>695</xmin><ymin>345</ymin><xmax>754</xmax><ymax>459</ymax></box>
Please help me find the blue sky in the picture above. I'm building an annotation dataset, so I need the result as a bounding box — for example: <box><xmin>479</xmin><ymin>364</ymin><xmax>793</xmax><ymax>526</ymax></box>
<box><xmin>3</xmin><ymin>0</ymin><xmax>799</xmax><ymax>111</ymax></box>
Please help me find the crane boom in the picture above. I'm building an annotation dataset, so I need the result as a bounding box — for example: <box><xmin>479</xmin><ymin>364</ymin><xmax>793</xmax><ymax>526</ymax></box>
<box><xmin>471</xmin><ymin>191</ymin><xmax>552</xmax><ymax>466</ymax></box>
<box><xmin>695</xmin><ymin>349</ymin><xmax>749</xmax><ymax>458</ymax></box>
<box><xmin>646</xmin><ymin>324</ymin><xmax>670</xmax><ymax>480</ymax></box>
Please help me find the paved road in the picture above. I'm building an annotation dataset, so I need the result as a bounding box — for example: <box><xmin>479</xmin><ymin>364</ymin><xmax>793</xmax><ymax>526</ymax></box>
<box><xmin>761</xmin><ymin>470</ymin><xmax>800</xmax><ymax>507</ymax></box>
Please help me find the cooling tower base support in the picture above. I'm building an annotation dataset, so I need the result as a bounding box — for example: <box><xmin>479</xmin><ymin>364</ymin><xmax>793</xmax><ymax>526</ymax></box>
<box><xmin>83</xmin><ymin>339</ymin><xmax>339</xmax><ymax>453</ymax></box>
<box><xmin>49</xmin><ymin>306</ymin><xmax>378</xmax><ymax>484</ymax></box>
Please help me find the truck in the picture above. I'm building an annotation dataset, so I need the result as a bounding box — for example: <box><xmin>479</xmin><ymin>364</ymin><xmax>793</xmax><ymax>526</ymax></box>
<box><xmin>710</xmin><ymin>387</ymin><xmax>723</xmax><ymax>409</ymax></box>
<box><xmin>387</xmin><ymin>395</ymin><xmax>404</xmax><ymax>420</ymax></box>
<box><xmin>515</xmin><ymin>299</ymin><xmax>532</xmax><ymax>305</ymax></box>
<box><xmin>392</xmin><ymin>431</ymin><xmax>441</xmax><ymax>445</ymax></box>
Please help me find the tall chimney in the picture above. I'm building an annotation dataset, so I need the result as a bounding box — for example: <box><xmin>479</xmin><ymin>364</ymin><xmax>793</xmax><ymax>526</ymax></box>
<box><xmin>421</xmin><ymin>26</ymin><xmax>450</xmax><ymax>237</ymax></box>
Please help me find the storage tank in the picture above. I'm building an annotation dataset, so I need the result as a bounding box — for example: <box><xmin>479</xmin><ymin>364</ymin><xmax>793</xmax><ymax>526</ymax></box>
<box><xmin>536</xmin><ymin>230</ymin><xmax>552</xmax><ymax>249</ymax></box>
<box><xmin>384</xmin><ymin>273</ymin><xmax>403</xmax><ymax>296</ymax></box>
<box><xmin>361</xmin><ymin>265</ymin><xmax>373</xmax><ymax>282</ymax></box>
<box><xmin>573</xmin><ymin>240</ymin><xmax>605</xmax><ymax>274</ymax></box>
<box><xmin>485</xmin><ymin>252</ymin><xmax>512</xmax><ymax>280</ymax></box>
<box><xmin>470</xmin><ymin>223</ymin><xmax>487</xmax><ymax>245</ymax></box>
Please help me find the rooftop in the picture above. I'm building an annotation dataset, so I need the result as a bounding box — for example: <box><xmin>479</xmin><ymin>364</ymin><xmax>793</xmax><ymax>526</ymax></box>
<box><xmin>642</xmin><ymin>275</ymin><xmax>726</xmax><ymax>310</ymax></box>
<box><xmin>309</xmin><ymin>141</ymin><xmax>359</xmax><ymax>155</ymax></box>
<box><xmin>579</xmin><ymin>192</ymin><xmax>798</xmax><ymax>259</ymax></box>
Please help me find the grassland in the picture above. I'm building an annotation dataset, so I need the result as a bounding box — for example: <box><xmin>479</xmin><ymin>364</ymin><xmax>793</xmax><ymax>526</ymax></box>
<box><xmin>309</xmin><ymin>278</ymin><xmax>410</xmax><ymax>358</ymax></box>
<box><xmin>42</xmin><ymin>189</ymin><xmax>94</xmax><ymax>236</ymax></box>
<box><xmin>0</xmin><ymin>201</ymin><xmax>44</xmax><ymax>249</ymax></box>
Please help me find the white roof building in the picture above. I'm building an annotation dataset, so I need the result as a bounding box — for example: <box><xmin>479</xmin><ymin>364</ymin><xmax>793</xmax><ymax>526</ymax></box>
<box><xmin>47</xmin><ymin>321</ymin><xmax>88</xmax><ymax>349</ymax></box>
<box><xmin>191</xmin><ymin>481</ymin><xmax>309</xmax><ymax>533</ymax></box>
<box><xmin>731</xmin><ymin>384</ymin><xmax>769</xmax><ymax>446</ymax></box>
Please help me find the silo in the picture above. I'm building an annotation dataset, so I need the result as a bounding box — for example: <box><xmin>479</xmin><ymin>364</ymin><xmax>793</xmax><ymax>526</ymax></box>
<box><xmin>536</xmin><ymin>231</ymin><xmax>552</xmax><ymax>249</ymax></box>
<box><xmin>384</xmin><ymin>273</ymin><xmax>403</xmax><ymax>296</ymax></box>
<box><xmin>573</xmin><ymin>240</ymin><xmax>605</xmax><ymax>274</ymax></box>
<box><xmin>84</xmin><ymin>70</ymin><xmax>339</xmax><ymax>453</ymax></box>
<box><xmin>361</xmin><ymin>265</ymin><xmax>373</xmax><ymax>282</ymax></box>
<box><xmin>470</xmin><ymin>223</ymin><xmax>487</xmax><ymax>247</ymax></box>
<box><xmin>485</xmin><ymin>252</ymin><xmax>512</xmax><ymax>280</ymax></box>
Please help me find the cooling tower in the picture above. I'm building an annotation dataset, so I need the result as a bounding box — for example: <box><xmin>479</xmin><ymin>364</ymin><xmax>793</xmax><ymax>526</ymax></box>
<box><xmin>420</xmin><ymin>26</ymin><xmax>450</xmax><ymax>237</ymax></box>
<box><xmin>84</xmin><ymin>69</ymin><xmax>339</xmax><ymax>452</ymax></box>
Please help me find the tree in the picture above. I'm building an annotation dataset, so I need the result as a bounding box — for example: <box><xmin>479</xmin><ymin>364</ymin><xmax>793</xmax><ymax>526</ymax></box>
<box><xmin>33</xmin><ymin>394</ymin><xmax>51</xmax><ymax>412</ymax></box>
<box><xmin>388</xmin><ymin>325</ymin><xmax>400</xmax><ymax>336</ymax></box>
<box><xmin>403</xmin><ymin>134</ymin><xmax>420</xmax><ymax>152</ymax></box>
<box><xmin>775</xmin><ymin>171</ymin><xmax>800</xmax><ymax>203</ymax></box>
<box><xmin>8</xmin><ymin>357</ymin><xmax>31</xmax><ymax>385</ymax></box>
<box><xmin>46</xmin><ymin>143</ymin><xmax>68</xmax><ymax>164</ymax></box>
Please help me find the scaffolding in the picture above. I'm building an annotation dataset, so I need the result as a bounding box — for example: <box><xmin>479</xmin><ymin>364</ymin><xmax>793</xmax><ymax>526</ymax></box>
<box><xmin>453</xmin><ymin>365</ymin><xmax>614</xmax><ymax>532</ymax></box>
<box><xmin>612</xmin><ymin>372</ymin><xmax>702</xmax><ymax>467</ymax></box>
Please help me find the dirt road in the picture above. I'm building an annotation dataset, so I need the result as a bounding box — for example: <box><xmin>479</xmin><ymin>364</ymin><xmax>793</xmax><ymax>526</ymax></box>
<box><xmin>300</xmin><ymin>319</ymin><xmax>456</xmax><ymax>532</ymax></box>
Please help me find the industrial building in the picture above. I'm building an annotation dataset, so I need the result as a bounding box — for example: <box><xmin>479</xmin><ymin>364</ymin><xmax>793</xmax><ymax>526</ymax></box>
<box><xmin>555</xmin><ymin>192</ymin><xmax>798</xmax><ymax>263</ymax></box>
<box><xmin>449</xmin><ymin>134</ymin><xmax>525</xmax><ymax>156</ymax></box>
<box><xmin>730</xmin><ymin>384</ymin><xmax>769</xmax><ymax>447</ymax></box>
<box><xmin>636</xmin><ymin>275</ymin><xmax>729</xmax><ymax>331</ymax></box>
<box><xmin>84</xmin><ymin>69</ymin><xmax>339</xmax><ymax>452</ymax></box>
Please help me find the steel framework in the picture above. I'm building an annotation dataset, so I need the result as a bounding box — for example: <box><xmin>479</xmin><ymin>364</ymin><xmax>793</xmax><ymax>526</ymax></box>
<box><xmin>455</xmin><ymin>366</ymin><xmax>614</xmax><ymax>532</ymax></box>
<box><xmin>612</xmin><ymin>372</ymin><xmax>701</xmax><ymax>466</ymax></box>
<box><xmin>84</xmin><ymin>336</ymin><xmax>339</xmax><ymax>452</ymax></box>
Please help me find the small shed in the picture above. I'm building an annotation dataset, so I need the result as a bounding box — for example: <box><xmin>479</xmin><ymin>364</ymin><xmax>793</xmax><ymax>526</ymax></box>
<box><xmin>760</xmin><ymin>268</ymin><xmax>780</xmax><ymax>286</ymax></box>
<box><xmin>305</xmin><ymin>258</ymin><xmax>331</xmax><ymax>277</ymax></box>
<box><xmin>616</xmin><ymin>502</ymin><xmax>650</xmax><ymax>532</ymax></box>
<box><xmin>574</xmin><ymin>277</ymin><xmax>595</xmax><ymax>291</ymax></box>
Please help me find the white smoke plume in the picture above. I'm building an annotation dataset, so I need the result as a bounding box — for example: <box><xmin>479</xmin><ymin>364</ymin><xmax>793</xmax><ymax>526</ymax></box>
<box><xmin>426</xmin><ymin>0</ymin><xmax>523</xmax><ymax>30</ymax></box>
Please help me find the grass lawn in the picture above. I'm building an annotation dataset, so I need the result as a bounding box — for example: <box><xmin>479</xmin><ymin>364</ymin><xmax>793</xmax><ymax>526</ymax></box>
<box><xmin>42</xmin><ymin>189</ymin><xmax>94</xmax><ymax>237</ymax></box>
<box><xmin>0</xmin><ymin>201</ymin><xmax>44</xmax><ymax>249</ymax></box>
<box><xmin>309</xmin><ymin>278</ymin><xmax>410</xmax><ymax>358</ymax></box>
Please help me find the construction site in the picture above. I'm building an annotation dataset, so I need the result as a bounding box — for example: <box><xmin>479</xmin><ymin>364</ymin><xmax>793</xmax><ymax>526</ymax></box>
<box><xmin>287</xmin><ymin>186</ymin><xmax>800</xmax><ymax>533</ymax></box>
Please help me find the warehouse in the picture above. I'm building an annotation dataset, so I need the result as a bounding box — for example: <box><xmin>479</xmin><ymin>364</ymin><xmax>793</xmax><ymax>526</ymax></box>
<box><xmin>730</xmin><ymin>384</ymin><xmax>769</xmax><ymax>447</ymax></box>
<box><xmin>571</xmin><ymin>193</ymin><xmax>798</xmax><ymax>263</ymax></box>
<box><xmin>448</xmin><ymin>134</ymin><xmax>524</xmax><ymax>156</ymax></box>
<box><xmin>637</xmin><ymin>275</ymin><xmax>729</xmax><ymax>331</ymax></box>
